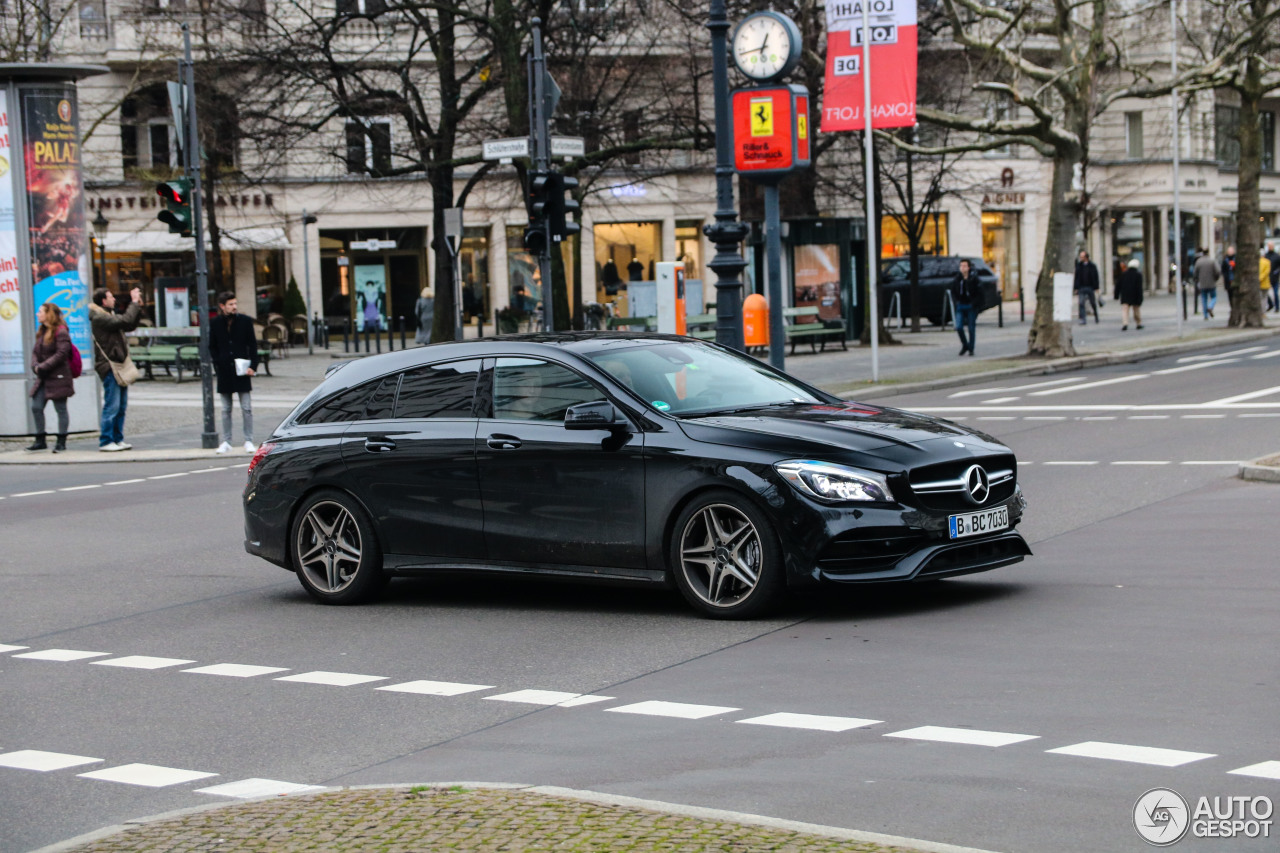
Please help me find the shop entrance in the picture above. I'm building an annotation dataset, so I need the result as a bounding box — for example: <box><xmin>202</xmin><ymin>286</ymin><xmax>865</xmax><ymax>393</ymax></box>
<box><xmin>982</xmin><ymin>211</ymin><xmax>1023</xmax><ymax>301</ymax></box>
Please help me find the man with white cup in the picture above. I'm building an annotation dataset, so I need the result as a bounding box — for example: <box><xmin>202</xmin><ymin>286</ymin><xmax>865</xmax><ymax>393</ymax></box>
<box><xmin>208</xmin><ymin>291</ymin><xmax>259</xmax><ymax>453</ymax></box>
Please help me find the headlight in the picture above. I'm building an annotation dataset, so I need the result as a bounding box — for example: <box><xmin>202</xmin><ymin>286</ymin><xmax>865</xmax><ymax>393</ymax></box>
<box><xmin>774</xmin><ymin>460</ymin><xmax>895</xmax><ymax>504</ymax></box>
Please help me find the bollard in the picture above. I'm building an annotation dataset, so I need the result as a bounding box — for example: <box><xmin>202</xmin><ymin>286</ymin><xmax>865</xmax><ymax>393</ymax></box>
<box><xmin>387</xmin><ymin>319</ymin><xmax>394</xmax><ymax>352</ymax></box>
<box><xmin>343</xmin><ymin>318</ymin><xmax>350</xmax><ymax>353</ymax></box>
<box><xmin>399</xmin><ymin>316</ymin><xmax>406</xmax><ymax>349</ymax></box>
<box><xmin>363</xmin><ymin>326</ymin><xmax>370</xmax><ymax>353</ymax></box>
<box><xmin>375</xmin><ymin>325</ymin><xmax>381</xmax><ymax>354</ymax></box>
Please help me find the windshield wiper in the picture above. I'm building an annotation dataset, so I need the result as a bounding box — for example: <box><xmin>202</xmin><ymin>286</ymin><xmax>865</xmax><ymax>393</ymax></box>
<box><xmin>682</xmin><ymin>400</ymin><xmax>814</xmax><ymax>418</ymax></box>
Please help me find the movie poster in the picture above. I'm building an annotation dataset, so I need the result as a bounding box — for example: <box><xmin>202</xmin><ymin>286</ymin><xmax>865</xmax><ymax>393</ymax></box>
<box><xmin>354</xmin><ymin>264</ymin><xmax>387</xmax><ymax>332</ymax></box>
<box><xmin>0</xmin><ymin>90</ymin><xmax>23</xmax><ymax>374</ymax></box>
<box><xmin>23</xmin><ymin>87</ymin><xmax>92</xmax><ymax>356</ymax></box>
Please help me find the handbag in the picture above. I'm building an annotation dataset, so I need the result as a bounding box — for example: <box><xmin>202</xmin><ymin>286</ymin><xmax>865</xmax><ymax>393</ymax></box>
<box><xmin>93</xmin><ymin>337</ymin><xmax>141</xmax><ymax>387</ymax></box>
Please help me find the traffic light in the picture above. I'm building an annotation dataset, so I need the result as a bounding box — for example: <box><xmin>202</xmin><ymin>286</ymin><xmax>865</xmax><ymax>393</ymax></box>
<box><xmin>551</xmin><ymin>173</ymin><xmax>580</xmax><ymax>243</ymax></box>
<box><xmin>526</xmin><ymin>170</ymin><xmax>552</xmax><ymax>222</ymax></box>
<box><xmin>523</xmin><ymin>223</ymin><xmax>548</xmax><ymax>255</ymax></box>
<box><xmin>155</xmin><ymin>179</ymin><xmax>192</xmax><ymax>236</ymax></box>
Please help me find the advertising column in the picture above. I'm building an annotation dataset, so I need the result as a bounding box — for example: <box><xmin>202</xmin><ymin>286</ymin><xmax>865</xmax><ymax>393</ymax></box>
<box><xmin>0</xmin><ymin>91</ymin><xmax>21</xmax><ymax>377</ymax></box>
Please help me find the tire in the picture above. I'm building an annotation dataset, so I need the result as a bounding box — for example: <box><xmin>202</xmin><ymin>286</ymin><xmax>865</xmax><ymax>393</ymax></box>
<box><xmin>668</xmin><ymin>489</ymin><xmax>785</xmax><ymax>619</ymax></box>
<box><xmin>290</xmin><ymin>489</ymin><xmax>385</xmax><ymax>605</ymax></box>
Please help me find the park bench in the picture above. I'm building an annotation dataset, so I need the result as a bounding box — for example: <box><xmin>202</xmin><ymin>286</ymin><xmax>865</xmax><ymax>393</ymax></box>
<box><xmin>782</xmin><ymin>307</ymin><xmax>847</xmax><ymax>354</ymax></box>
<box><xmin>607</xmin><ymin>316</ymin><xmax>655</xmax><ymax>332</ymax></box>
<box><xmin>684</xmin><ymin>313</ymin><xmax>717</xmax><ymax>340</ymax></box>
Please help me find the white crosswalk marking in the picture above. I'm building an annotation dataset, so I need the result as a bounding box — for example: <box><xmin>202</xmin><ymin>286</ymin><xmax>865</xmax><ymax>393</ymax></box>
<box><xmin>1047</xmin><ymin>741</ymin><xmax>1215</xmax><ymax>766</ymax></box>
<box><xmin>376</xmin><ymin>680</ymin><xmax>493</xmax><ymax>696</ymax></box>
<box><xmin>1029</xmin><ymin>374</ymin><xmax>1147</xmax><ymax>396</ymax></box>
<box><xmin>275</xmin><ymin>671</ymin><xmax>387</xmax><ymax>687</ymax></box>
<box><xmin>196</xmin><ymin>778</ymin><xmax>326</xmax><ymax>798</ymax></box>
<box><xmin>1153</xmin><ymin>358</ymin><xmax>1240</xmax><ymax>375</ymax></box>
<box><xmin>0</xmin><ymin>644</ymin><xmax>29</xmax><ymax>653</ymax></box>
<box><xmin>885</xmin><ymin>726</ymin><xmax>1038</xmax><ymax>747</ymax></box>
<box><xmin>948</xmin><ymin>377</ymin><xmax>1085</xmax><ymax>398</ymax></box>
<box><xmin>1227</xmin><ymin>761</ymin><xmax>1280</xmax><ymax>780</ymax></box>
<box><xmin>0</xmin><ymin>750</ymin><xmax>103</xmax><ymax>771</ymax></box>
<box><xmin>606</xmin><ymin>701</ymin><xmax>740</xmax><ymax>720</ymax></box>
<box><xmin>182</xmin><ymin>663</ymin><xmax>289</xmax><ymax>678</ymax></box>
<box><xmin>485</xmin><ymin>689</ymin><xmax>614</xmax><ymax>706</ymax></box>
<box><xmin>1206</xmin><ymin>384</ymin><xmax>1280</xmax><ymax>405</ymax></box>
<box><xmin>737</xmin><ymin>713</ymin><xmax>881</xmax><ymax>732</ymax></box>
<box><xmin>92</xmin><ymin>656</ymin><xmax>196</xmax><ymax>670</ymax></box>
<box><xmin>13</xmin><ymin>649</ymin><xmax>110</xmax><ymax>662</ymax></box>
<box><xmin>78</xmin><ymin>763</ymin><xmax>218</xmax><ymax>787</ymax></box>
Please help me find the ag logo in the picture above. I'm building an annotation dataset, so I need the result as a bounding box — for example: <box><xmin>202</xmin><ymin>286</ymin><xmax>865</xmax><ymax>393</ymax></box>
<box><xmin>0</xmin><ymin>299</ymin><xmax>18</xmax><ymax>321</ymax></box>
<box><xmin>1134</xmin><ymin>787</ymin><xmax>1190</xmax><ymax>846</ymax></box>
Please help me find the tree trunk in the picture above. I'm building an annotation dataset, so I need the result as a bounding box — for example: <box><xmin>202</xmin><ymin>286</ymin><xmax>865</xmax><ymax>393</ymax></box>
<box><xmin>1027</xmin><ymin>154</ymin><xmax>1079</xmax><ymax>357</ymax></box>
<box><xmin>1231</xmin><ymin>58</ymin><xmax>1265</xmax><ymax>328</ymax></box>
<box><xmin>431</xmin><ymin>171</ymin><xmax>458</xmax><ymax>342</ymax></box>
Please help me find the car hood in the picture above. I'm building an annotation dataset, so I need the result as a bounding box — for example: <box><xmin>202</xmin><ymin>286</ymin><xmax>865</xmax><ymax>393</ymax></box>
<box><xmin>676</xmin><ymin>402</ymin><xmax>1008</xmax><ymax>468</ymax></box>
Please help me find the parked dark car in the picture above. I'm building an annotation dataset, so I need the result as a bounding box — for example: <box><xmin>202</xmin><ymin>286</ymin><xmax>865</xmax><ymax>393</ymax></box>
<box><xmin>244</xmin><ymin>334</ymin><xmax>1029</xmax><ymax>618</ymax></box>
<box><xmin>879</xmin><ymin>256</ymin><xmax>1001</xmax><ymax>325</ymax></box>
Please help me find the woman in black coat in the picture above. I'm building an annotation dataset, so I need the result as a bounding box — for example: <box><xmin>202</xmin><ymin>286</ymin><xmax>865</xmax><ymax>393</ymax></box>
<box><xmin>27</xmin><ymin>302</ymin><xmax>76</xmax><ymax>452</ymax></box>
<box><xmin>1116</xmin><ymin>259</ymin><xmax>1144</xmax><ymax>330</ymax></box>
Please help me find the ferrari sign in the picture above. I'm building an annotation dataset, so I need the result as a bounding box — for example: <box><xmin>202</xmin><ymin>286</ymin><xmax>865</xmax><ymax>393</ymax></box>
<box><xmin>821</xmin><ymin>0</ymin><xmax>918</xmax><ymax>131</ymax></box>
<box><xmin>732</xmin><ymin>84</ymin><xmax>811</xmax><ymax>180</ymax></box>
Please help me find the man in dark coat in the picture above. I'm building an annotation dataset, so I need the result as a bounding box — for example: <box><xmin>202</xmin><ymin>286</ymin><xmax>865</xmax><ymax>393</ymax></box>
<box><xmin>1073</xmin><ymin>250</ymin><xmax>1101</xmax><ymax>324</ymax></box>
<box><xmin>209</xmin><ymin>291</ymin><xmax>260</xmax><ymax>454</ymax></box>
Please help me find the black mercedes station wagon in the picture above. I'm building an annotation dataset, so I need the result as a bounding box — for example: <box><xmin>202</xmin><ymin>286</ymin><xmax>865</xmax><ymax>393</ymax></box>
<box><xmin>244</xmin><ymin>334</ymin><xmax>1029</xmax><ymax>618</ymax></box>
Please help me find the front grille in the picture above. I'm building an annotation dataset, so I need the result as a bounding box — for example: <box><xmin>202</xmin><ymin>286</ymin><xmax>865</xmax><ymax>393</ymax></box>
<box><xmin>817</xmin><ymin>527</ymin><xmax>930</xmax><ymax>575</ymax></box>
<box><xmin>906</xmin><ymin>455</ymin><xmax>1017</xmax><ymax>512</ymax></box>
<box><xmin>916</xmin><ymin>535</ymin><xmax>1030</xmax><ymax>578</ymax></box>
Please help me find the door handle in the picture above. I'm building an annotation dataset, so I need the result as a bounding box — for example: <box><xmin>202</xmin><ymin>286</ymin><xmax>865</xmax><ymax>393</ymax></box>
<box><xmin>486</xmin><ymin>434</ymin><xmax>522</xmax><ymax>450</ymax></box>
<box><xmin>364</xmin><ymin>437</ymin><xmax>397</xmax><ymax>453</ymax></box>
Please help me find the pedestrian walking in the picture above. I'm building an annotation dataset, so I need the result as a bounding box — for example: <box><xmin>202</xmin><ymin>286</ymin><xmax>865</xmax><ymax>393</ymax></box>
<box><xmin>1265</xmin><ymin>241</ymin><xmax>1280</xmax><ymax>313</ymax></box>
<box><xmin>1193</xmin><ymin>248</ymin><xmax>1220</xmax><ymax>319</ymax></box>
<box><xmin>89</xmin><ymin>287</ymin><xmax>143</xmax><ymax>452</ymax></box>
<box><xmin>951</xmin><ymin>258</ymin><xmax>982</xmax><ymax>356</ymax></box>
<box><xmin>1074</xmin><ymin>250</ymin><xmax>1100</xmax><ymax>324</ymax></box>
<box><xmin>209</xmin><ymin>291</ymin><xmax>259</xmax><ymax>454</ymax></box>
<box><xmin>1221</xmin><ymin>245</ymin><xmax>1237</xmax><ymax>309</ymax></box>
<box><xmin>1262</xmin><ymin>250</ymin><xmax>1274</xmax><ymax>312</ymax></box>
<box><xmin>1117</xmin><ymin>259</ymin><xmax>1144</xmax><ymax>330</ymax></box>
<box><xmin>26</xmin><ymin>302</ymin><xmax>76</xmax><ymax>453</ymax></box>
<box><xmin>414</xmin><ymin>287</ymin><xmax>434</xmax><ymax>345</ymax></box>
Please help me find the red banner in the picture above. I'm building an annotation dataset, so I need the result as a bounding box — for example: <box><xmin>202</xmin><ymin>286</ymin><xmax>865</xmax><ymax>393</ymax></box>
<box><xmin>821</xmin><ymin>0</ymin><xmax>917</xmax><ymax>132</ymax></box>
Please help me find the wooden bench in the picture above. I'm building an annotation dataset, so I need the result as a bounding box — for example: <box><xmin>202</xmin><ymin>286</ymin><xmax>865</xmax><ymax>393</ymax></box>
<box><xmin>131</xmin><ymin>343</ymin><xmax>272</xmax><ymax>382</ymax></box>
<box><xmin>607</xmin><ymin>316</ymin><xmax>656</xmax><ymax>332</ymax></box>
<box><xmin>783</xmin><ymin>307</ymin><xmax>847</xmax><ymax>354</ymax></box>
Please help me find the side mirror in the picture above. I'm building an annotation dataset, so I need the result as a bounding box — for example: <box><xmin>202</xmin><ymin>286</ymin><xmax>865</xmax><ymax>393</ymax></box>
<box><xmin>565</xmin><ymin>400</ymin><xmax>622</xmax><ymax>430</ymax></box>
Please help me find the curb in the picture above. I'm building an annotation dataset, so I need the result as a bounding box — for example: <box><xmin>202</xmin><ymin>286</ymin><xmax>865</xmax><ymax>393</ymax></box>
<box><xmin>30</xmin><ymin>782</ymin><xmax>1002</xmax><ymax>853</ymax></box>
<box><xmin>1239</xmin><ymin>454</ymin><xmax>1280</xmax><ymax>482</ymax></box>
<box><xmin>843</xmin><ymin>325</ymin><xmax>1280</xmax><ymax>401</ymax></box>
<box><xmin>0</xmin><ymin>448</ymin><xmax>238</xmax><ymax>465</ymax></box>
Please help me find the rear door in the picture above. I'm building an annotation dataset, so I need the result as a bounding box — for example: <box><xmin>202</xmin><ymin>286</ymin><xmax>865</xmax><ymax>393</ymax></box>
<box><xmin>341</xmin><ymin>359</ymin><xmax>484</xmax><ymax>560</ymax></box>
<box><xmin>474</xmin><ymin>356</ymin><xmax>647</xmax><ymax>569</ymax></box>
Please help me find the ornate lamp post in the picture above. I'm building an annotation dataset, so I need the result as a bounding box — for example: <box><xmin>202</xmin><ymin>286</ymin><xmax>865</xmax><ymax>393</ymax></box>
<box><xmin>706</xmin><ymin>0</ymin><xmax>749</xmax><ymax>351</ymax></box>
<box><xmin>91</xmin><ymin>208</ymin><xmax>109</xmax><ymax>289</ymax></box>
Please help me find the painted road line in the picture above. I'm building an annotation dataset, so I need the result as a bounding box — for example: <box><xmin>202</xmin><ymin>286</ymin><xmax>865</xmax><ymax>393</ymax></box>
<box><xmin>13</xmin><ymin>649</ymin><xmax>110</xmax><ymax>662</ymax></box>
<box><xmin>376</xmin><ymin>680</ymin><xmax>494</xmax><ymax>696</ymax></box>
<box><xmin>275</xmin><ymin>671</ymin><xmax>387</xmax><ymax>687</ymax></box>
<box><xmin>606</xmin><ymin>701</ymin><xmax>741</xmax><ymax>720</ymax></box>
<box><xmin>737</xmin><ymin>713</ymin><xmax>881</xmax><ymax>733</ymax></box>
<box><xmin>196</xmin><ymin>778</ymin><xmax>326</xmax><ymax>798</ymax></box>
<box><xmin>58</xmin><ymin>484</ymin><xmax>101</xmax><ymax>491</ymax></box>
<box><xmin>182</xmin><ymin>663</ymin><xmax>289</xmax><ymax>678</ymax></box>
<box><xmin>92</xmin><ymin>656</ymin><xmax>197</xmax><ymax>670</ymax></box>
<box><xmin>11</xmin><ymin>490</ymin><xmax>55</xmax><ymax>497</ymax></box>
<box><xmin>1025</xmin><ymin>416</ymin><xmax>1067</xmax><ymax>421</ymax></box>
<box><xmin>1128</xmin><ymin>415</ymin><xmax>1170</xmax><ymax>419</ymax></box>
<box><xmin>977</xmin><ymin>417</ymin><xmax>1016</xmax><ymax>421</ymax></box>
<box><xmin>104</xmin><ymin>479</ymin><xmax>147</xmax><ymax>485</ymax></box>
<box><xmin>1239</xmin><ymin>412</ymin><xmax>1280</xmax><ymax>417</ymax></box>
<box><xmin>1029</xmin><ymin>374</ymin><xmax>1148</xmax><ymax>396</ymax></box>
<box><xmin>485</xmin><ymin>689</ymin><xmax>614</xmax><ymax>707</ymax></box>
<box><xmin>1250</xmin><ymin>350</ymin><xmax>1280</xmax><ymax>359</ymax></box>
<box><xmin>1182</xmin><ymin>414</ymin><xmax>1226</xmax><ymax>419</ymax></box>
<box><xmin>1081</xmin><ymin>416</ymin><xmax>1116</xmax><ymax>421</ymax></box>
<box><xmin>1180</xmin><ymin>460</ymin><xmax>1240</xmax><ymax>465</ymax></box>
<box><xmin>1047</xmin><ymin>741</ymin><xmax>1215</xmax><ymax>767</ymax></box>
<box><xmin>1153</xmin><ymin>358</ymin><xmax>1241</xmax><ymax>375</ymax></box>
<box><xmin>1227</xmin><ymin>761</ymin><xmax>1280</xmax><ymax>781</ymax></box>
<box><xmin>0</xmin><ymin>644</ymin><xmax>29</xmax><ymax>653</ymax></box>
<box><xmin>0</xmin><ymin>750</ymin><xmax>103</xmax><ymax>772</ymax></box>
<box><xmin>1205</xmin><ymin>384</ymin><xmax>1280</xmax><ymax>406</ymax></box>
<box><xmin>981</xmin><ymin>397</ymin><xmax>1020</xmax><ymax>404</ymax></box>
<box><xmin>1177</xmin><ymin>346</ymin><xmax>1266</xmax><ymax>362</ymax></box>
<box><xmin>147</xmin><ymin>472</ymin><xmax>189</xmax><ymax>480</ymax></box>
<box><xmin>1041</xmin><ymin>461</ymin><xmax>1099</xmax><ymax>466</ymax></box>
<box><xmin>1111</xmin><ymin>461</ymin><xmax>1171</xmax><ymax>466</ymax></box>
<box><xmin>886</xmin><ymin>726</ymin><xmax>1038</xmax><ymax>747</ymax></box>
<box><xmin>949</xmin><ymin>377</ymin><xmax>1085</xmax><ymax>398</ymax></box>
<box><xmin>78</xmin><ymin>763</ymin><xmax>218</xmax><ymax>787</ymax></box>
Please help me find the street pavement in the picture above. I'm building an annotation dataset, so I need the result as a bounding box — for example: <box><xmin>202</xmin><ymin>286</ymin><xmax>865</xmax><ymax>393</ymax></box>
<box><xmin>1</xmin><ymin>305</ymin><xmax>1279</xmax><ymax>853</ymax></box>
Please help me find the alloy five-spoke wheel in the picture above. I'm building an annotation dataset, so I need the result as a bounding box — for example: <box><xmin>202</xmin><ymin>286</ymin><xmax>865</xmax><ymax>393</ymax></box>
<box><xmin>670</xmin><ymin>490</ymin><xmax>783</xmax><ymax>619</ymax></box>
<box><xmin>292</xmin><ymin>491</ymin><xmax>384</xmax><ymax>604</ymax></box>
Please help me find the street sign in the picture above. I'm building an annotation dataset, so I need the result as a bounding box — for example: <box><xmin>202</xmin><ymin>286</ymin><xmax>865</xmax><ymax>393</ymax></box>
<box><xmin>443</xmin><ymin>207</ymin><xmax>463</xmax><ymax>256</ymax></box>
<box><xmin>732</xmin><ymin>84</ymin><xmax>811</xmax><ymax>180</ymax></box>
<box><xmin>350</xmin><ymin>238</ymin><xmax>397</xmax><ymax>251</ymax></box>
<box><xmin>482</xmin><ymin>137</ymin><xmax>530</xmax><ymax>160</ymax></box>
<box><xmin>166</xmin><ymin>81</ymin><xmax>186</xmax><ymax>156</ymax></box>
<box><xmin>550</xmin><ymin>136</ymin><xmax>585</xmax><ymax>158</ymax></box>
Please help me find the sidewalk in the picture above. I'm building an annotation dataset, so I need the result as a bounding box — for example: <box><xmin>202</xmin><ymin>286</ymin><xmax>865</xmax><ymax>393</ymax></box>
<box><xmin>4</xmin><ymin>291</ymin><xmax>1276</xmax><ymax>463</ymax></box>
<box><xmin>40</xmin><ymin>784</ymin><xmax>992</xmax><ymax>853</ymax></box>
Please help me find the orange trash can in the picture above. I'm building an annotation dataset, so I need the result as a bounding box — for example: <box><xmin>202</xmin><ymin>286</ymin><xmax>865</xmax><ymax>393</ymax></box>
<box><xmin>743</xmin><ymin>293</ymin><xmax>770</xmax><ymax>349</ymax></box>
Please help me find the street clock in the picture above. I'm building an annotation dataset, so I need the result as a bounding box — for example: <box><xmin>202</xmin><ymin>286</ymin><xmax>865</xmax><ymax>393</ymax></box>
<box><xmin>731</xmin><ymin>11</ymin><xmax>802</xmax><ymax>83</ymax></box>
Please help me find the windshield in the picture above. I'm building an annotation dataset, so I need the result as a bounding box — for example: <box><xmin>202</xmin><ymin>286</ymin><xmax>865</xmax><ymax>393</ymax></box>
<box><xmin>582</xmin><ymin>340</ymin><xmax>826</xmax><ymax>416</ymax></box>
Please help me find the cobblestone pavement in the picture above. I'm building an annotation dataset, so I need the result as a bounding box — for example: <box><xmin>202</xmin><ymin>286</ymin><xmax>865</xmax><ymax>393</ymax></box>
<box><xmin>58</xmin><ymin>787</ymin><xmax>942</xmax><ymax>853</ymax></box>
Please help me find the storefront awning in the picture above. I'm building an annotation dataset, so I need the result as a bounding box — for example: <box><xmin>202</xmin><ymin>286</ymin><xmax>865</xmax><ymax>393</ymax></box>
<box><xmin>102</xmin><ymin>226</ymin><xmax>291</xmax><ymax>253</ymax></box>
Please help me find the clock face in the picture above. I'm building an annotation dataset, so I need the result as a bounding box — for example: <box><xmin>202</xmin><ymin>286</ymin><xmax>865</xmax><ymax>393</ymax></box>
<box><xmin>732</xmin><ymin>13</ymin><xmax>795</xmax><ymax>81</ymax></box>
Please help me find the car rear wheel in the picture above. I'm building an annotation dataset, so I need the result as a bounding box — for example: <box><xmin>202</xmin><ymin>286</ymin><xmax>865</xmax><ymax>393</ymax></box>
<box><xmin>291</xmin><ymin>490</ymin><xmax>384</xmax><ymax>605</ymax></box>
<box><xmin>670</xmin><ymin>490</ymin><xmax>784</xmax><ymax>619</ymax></box>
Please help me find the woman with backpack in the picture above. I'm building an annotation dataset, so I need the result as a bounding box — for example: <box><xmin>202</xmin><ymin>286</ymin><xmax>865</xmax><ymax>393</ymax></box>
<box><xmin>27</xmin><ymin>302</ymin><xmax>77</xmax><ymax>453</ymax></box>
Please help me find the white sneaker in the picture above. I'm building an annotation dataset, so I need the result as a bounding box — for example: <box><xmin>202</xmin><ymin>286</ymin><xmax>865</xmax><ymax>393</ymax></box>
<box><xmin>117</xmin><ymin>442</ymin><xmax>132</xmax><ymax>450</ymax></box>
<box><xmin>243</xmin><ymin>441</ymin><xmax>256</xmax><ymax>453</ymax></box>
<box><xmin>99</xmin><ymin>442</ymin><xmax>123</xmax><ymax>452</ymax></box>
<box><xmin>216</xmin><ymin>441</ymin><xmax>233</xmax><ymax>454</ymax></box>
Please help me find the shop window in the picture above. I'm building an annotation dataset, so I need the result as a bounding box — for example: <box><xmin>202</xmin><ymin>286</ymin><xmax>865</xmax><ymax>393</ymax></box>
<box><xmin>593</xmin><ymin>221</ymin><xmax>660</xmax><ymax>316</ymax></box>
<box><xmin>982</xmin><ymin>211</ymin><xmax>1022</xmax><ymax>300</ymax></box>
<box><xmin>1125</xmin><ymin>112</ymin><xmax>1143</xmax><ymax>159</ymax></box>
<box><xmin>505</xmin><ymin>225</ymin><xmax>542</xmax><ymax>322</ymax></box>
<box><xmin>460</xmin><ymin>227</ymin><xmax>491</xmax><ymax>325</ymax></box>
<box><xmin>345</xmin><ymin>118</ymin><xmax>393</xmax><ymax>176</ymax></box>
<box><xmin>880</xmin><ymin>213</ymin><xmax>948</xmax><ymax>258</ymax></box>
<box><xmin>675</xmin><ymin>220</ymin><xmax>704</xmax><ymax>283</ymax></box>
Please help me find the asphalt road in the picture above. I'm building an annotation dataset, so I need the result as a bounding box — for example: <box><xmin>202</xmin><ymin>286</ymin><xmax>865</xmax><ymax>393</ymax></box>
<box><xmin>1</xmin><ymin>339</ymin><xmax>1278</xmax><ymax>853</ymax></box>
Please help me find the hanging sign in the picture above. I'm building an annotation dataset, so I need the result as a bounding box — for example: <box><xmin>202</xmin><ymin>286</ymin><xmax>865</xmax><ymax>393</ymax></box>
<box><xmin>821</xmin><ymin>0</ymin><xmax>918</xmax><ymax>132</ymax></box>
<box><xmin>732</xmin><ymin>84</ymin><xmax>811</xmax><ymax>181</ymax></box>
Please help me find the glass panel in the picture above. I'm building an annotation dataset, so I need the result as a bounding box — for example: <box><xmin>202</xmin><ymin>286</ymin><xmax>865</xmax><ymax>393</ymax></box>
<box><xmin>792</xmin><ymin>244</ymin><xmax>843</xmax><ymax>322</ymax></box>
<box><xmin>395</xmin><ymin>360</ymin><xmax>481</xmax><ymax>419</ymax></box>
<box><xmin>460</xmin><ymin>227</ymin><xmax>490</xmax><ymax>323</ymax></box>
<box><xmin>492</xmin><ymin>358</ymin><xmax>601</xmax><ymax>422</ymax></box>
<box><xmin>880</xmin><ymin>213</ymin><xmax>949</xmax><ymax>258</ymax></box>
<box><xmin>301</xmin><ymin>381</ymin><xmax>379</xmax><ymax>424</ymax></box>
<box><xmin>982</xmin><ymin>211</ymin><xmax>1022</xmax><ymax>300</ymax></box>
<box><xmin>505</xmin><ymin>225</ymin><xmax>541</xmax><ymax>319</ymax></box>
<box><xmin>593</xmin><ymin>221</ymin><xmax>661</xmax><ymax>316</ymax></box>
<box><xmin>364</xmin><ymin>374</ymin><xmax>400</xmax><ymax>420</ymax></box>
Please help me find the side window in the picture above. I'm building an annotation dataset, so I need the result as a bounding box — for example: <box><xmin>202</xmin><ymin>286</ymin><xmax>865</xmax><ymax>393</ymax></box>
<box><xmin>492</xmin><ymin>357</ymin><xmax>603</xmax><ymax>422</ymax></box>
<box><xmin>395</xmin><ymin>359</ymin><xmax>481</xmax><ymax>419</ymax></box>
<box><xmin>364</xmin><ymin>373</ymin><xmax>400</xmax><ymax>420</ymax></box>
<box><xmin>299</xmin><ymin>380</ymin><xmax>380</xmax><ymax>424</ymax></box>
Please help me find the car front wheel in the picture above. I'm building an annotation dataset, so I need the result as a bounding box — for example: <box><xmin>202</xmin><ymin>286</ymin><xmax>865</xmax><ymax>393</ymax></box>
<box><xmin>670</xmin><ymin>490</ymin><xmax>785</xmax><ymax>619</ymax></box>
<box><xmin>291</xmin><ymin>490</ymin><xmax>384</xmax><ymax>605</ymax></box>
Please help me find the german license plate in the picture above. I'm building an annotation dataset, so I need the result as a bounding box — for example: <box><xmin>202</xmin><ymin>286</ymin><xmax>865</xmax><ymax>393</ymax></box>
<box><xmin>948</xmin><ymin>506</ymin><xmax>1009</xmax><ymax>539</ymax></box>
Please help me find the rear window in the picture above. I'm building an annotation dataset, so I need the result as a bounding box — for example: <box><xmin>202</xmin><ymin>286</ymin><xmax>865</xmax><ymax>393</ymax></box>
<box><xmin>395</xmin><ymin>359</ymin><xmax>482</xmax><ymax>419</ymax></box>
<box><xmin>298</xmin><ymin>381</ymin><xmax>379</xmax><ymax>424</ymax></box>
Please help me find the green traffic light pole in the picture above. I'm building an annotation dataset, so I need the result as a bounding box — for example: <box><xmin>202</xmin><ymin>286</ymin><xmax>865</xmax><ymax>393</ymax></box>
<box><xmin>182</xmin><ymin>23</ymin><xmax>217</xmax><ymax>449</ymax></box>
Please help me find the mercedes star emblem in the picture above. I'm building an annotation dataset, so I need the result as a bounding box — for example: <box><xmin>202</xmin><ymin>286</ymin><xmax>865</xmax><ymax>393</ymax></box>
<box><xmin>964</xmin><ymin>464</ymin><xmax>990</xmax><ymax>505</ymax></box>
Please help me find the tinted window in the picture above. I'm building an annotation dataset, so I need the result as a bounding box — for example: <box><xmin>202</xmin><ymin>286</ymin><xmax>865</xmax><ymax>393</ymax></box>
<box><xmin>299</xmin><ymin>381</ymin><xmax>379</xmax><ymax>424</ymax></box>
<box><xmin>492</xmin><ymin>358</ymin><xmax>603</xmax><ymax>422</ymax></box>
<box><xmin>395</xmin><ymin>359</ymin><xmax>481</xmax><ymax>419</ymax></box>
<box><xmin>364</xmin><ymin>374</ymin><xmax>400</xmax><ymax>420</ymax></box>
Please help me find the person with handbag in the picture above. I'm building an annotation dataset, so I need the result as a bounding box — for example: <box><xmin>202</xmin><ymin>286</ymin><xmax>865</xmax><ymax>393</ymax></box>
<box><xmin>89</xmin><ymin>287</ymin><xmax>144</xmax><ymax>452</ymax></box>
<box><xmin>26</xmin><ymin>302</ymin><xmax>76</xmax><ymax>453</ymax></box>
